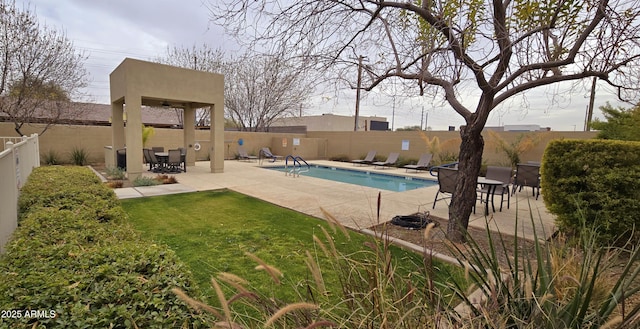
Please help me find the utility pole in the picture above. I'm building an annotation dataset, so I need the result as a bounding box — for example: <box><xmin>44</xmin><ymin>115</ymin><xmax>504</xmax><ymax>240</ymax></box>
<box><xmin>354</xmin><ymin>55</ymin><xmax>364</xmax><ymax>131</ymax></box>
<box><xmin>391</xmin><ymin>96</ymin><xmax>396</xmax><ymax>131</ymax></box>
<box><xmin>425</xmin><ymin>111</ymin><xmax>429</xmax><ymax>131</ymax></box>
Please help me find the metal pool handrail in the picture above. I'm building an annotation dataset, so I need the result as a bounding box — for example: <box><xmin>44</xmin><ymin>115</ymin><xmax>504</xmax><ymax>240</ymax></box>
<box><xmin>285</xmin><ymin>155</ymin><xmax>310</xmax><ymax>177</ymax></box>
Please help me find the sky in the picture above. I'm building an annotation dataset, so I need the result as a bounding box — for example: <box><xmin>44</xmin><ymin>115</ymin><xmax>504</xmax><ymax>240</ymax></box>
<box><xmin>23</xmin><ymin>0</ymin><xmax>628</xmax><ymax>131</ymax></box>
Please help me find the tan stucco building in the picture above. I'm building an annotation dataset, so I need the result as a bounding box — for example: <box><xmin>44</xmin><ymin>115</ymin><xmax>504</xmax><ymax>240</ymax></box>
<box><xmin>271</xmin><ymin>113</ymin><xmax>389</xmax><ymax>131</ymax></box>
<box><xmin>109</xmin><ymin>58</ymin><xmax>224</xmax><ymax>179</ymax></box>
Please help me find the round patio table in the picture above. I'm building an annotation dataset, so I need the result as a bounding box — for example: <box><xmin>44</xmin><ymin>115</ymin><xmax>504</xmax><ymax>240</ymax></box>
<box><xmin>477</xmin><ymin>177</ymin><xmax>504</xmax><ymax>215</ymax></box>
<box><xmin>155</xmin><ymin>152</ymin><xmax>169</xmax><ymax>173</ymax></box>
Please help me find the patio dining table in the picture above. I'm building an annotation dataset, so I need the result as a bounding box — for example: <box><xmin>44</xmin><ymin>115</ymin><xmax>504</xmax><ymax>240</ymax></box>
<box><xmin>477</xmin><ymin>177</ymin><xmax>504</xmax><ymax>215</ymax></box>
<box><xmin>154</xmin><ymin>152</ymin><xmax>169</xmax><ymax>173</ymax></box>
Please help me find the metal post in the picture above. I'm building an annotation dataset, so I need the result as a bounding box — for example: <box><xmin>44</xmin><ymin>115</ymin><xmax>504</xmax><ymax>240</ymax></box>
<box><xmin>355</xmin><ymin>55</ymin><xmax>364</xmax><ymax>131</ymax></box>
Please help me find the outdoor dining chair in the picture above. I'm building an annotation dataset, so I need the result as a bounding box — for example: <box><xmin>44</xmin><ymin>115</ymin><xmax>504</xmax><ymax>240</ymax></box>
<box><xmin>167</xmin><ymin>149</ymin><xmax>183</xmax><ymax>173</ymax></box>
<box><xmin>433</xmin><ymin>167</ymin><xmax>477</xmax><ymax>213</ymax></box>
<box><xmin>143</xmin><ymin>148</ymin><xmax>156</xmax><ymax>172</ymax></box>
<box><xmin>512</xmin><ymin>163</ymin><xmax>541</xmax><ymax>199</ymax></box>
<box><xmin>478</xmin><ymin>166</ymin><xmax>512</xmax><ymax>211</ymax></box>
<box><xmin>145</xmin><ymin>149</ymin><xmax>162</xmax><ymax>173</ymax></box>
<box><xmin>178</xmin><ymin>147</ymin><xmax>187</xmax><ymax>172</ymax></box>
<box><xmin>433</xmin><ymin>167</ymin><xmax>457</xmax><ymax>209</ymax></box>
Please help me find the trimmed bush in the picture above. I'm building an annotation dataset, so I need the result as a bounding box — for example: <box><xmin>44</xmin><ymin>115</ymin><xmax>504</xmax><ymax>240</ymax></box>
<box><xmin>542</xmin><ymin>139</ymin><xmax>640</xmax><ymax>245</ymax></box>
<box><xmin>0</xmin><ymin>166</ymin><xmax>210</xmax><ymax>328</ymax></box>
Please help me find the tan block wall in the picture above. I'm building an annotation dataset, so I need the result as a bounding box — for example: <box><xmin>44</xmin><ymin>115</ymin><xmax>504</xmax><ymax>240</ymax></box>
<box><xmin>0</xmin><ymin>123</ymin><xmax>308</xmax><ymax>164</ymax></box>
<box><xmin>0</xmin><ymin>122</ymin><xmax>597</xmax><ymax>166</ymax></box>
<box><xmin>308</xmin><ymin>130</ymin><xmax>598</xmax><ymax>166</ymax></box>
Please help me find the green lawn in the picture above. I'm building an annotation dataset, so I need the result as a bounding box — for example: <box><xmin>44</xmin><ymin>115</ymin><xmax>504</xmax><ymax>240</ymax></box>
<box><xmin>120</xmin><ymin>189</ymin><xmax>464</xmax><ymax>308</ymax></box>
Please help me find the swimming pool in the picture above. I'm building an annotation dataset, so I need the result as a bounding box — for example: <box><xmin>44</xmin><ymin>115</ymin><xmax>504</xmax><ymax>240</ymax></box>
<box><xmin>267</xmin><ymin>165</ymin><xmax>437</xmax><ymax>192</ymax></box>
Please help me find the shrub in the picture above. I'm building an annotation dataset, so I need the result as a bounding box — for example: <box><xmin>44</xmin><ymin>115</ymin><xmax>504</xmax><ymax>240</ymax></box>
<box><xmin>448</xmin><ymin>214</ymin><xmax>640</xmax><ymax>328</ymax></box>
<box><xmin>155</xmin><ymin>174</ymin><xmax>178</xmax><ymax>184</ymax></box>
<box><xmin>0</xmin><ymin>166</ymin><xmax>210</xmax><ymax>328</ymax></box>
<box><xmin>329</xmin><ymin>154</ymin><xmax>350</xmax><ymax>162</ymax></box>
<box><xmin>133</xmin><ymin>176</ymin><xmax>161</xmax><ymax>186</ymax></box>
<box><xmin>69</xmin><ymin>146</ymin><xmax>89</xmax><ymax>166</ymax></box>
<box><xmin>436</xmin><ymin>150</ymin><xmax>459</xmax><ymax>165</ymax></box>
<box><xmin>41</xmin><ymin>149</ymin><xmax>60</xmax><ymax>165</ymax></box>
<box><xmin>17</xmin><ymin>166</ymin><xmax>119</xmax><ymax>222</ymax></box>
<box><xmin>105</xmin><ymin>166</ymin><xmax>126</xmax><ymax>180</ymax></box>
<box><xmin>106</xmin><ymin>180</ymin><xmax>123</xmax><ymax>188</ymax></box>
<box><xmin>396</xmin><ymin>156</ymin><xmax>413</xmax><ymax>168</ymax></box>
<box><xmin>542</xmin><ymin>139</ymin><xmax>640</xmax><ymax>245</ymax></box>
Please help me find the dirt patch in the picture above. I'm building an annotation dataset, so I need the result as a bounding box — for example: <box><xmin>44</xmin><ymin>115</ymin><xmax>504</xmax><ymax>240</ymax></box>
<box><xmin>371</xmin><ymin>213</ymin><xmax>537</xmax><ymax>266</ymax></box>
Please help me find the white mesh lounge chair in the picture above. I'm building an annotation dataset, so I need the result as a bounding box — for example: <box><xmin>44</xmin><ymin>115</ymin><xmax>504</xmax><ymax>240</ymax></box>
<box><xmin>260</xmin><ymin>147</ymin><xmax>284</xmax><ymax>162</ymax></box>
<box><xmin>351</xmin><ymin>150</ymin><xmax>376</xmax><ymax>166</ymax></box>
<box><xmin>403</xmin><ymin>154</ymin><xmax>433</xmax><ymax>172</ymax></box>
<box><xmin>238</xmin><ymin>147</ymin><xmax>258</xmax><ymax>162</ymax></box>
<box><xmin>373</xmin><ymin>152</ymin><xmax>399</xmax><ymax>169</ymax></box>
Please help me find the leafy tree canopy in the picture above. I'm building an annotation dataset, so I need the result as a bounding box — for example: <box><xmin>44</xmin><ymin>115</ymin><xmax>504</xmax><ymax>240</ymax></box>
<box><xmin>591</xmin><ymin>103</ymin><xmax>640</xmax><ymax>141</ymax></box>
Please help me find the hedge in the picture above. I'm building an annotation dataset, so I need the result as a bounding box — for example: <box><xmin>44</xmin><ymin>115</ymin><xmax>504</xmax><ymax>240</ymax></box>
<box><xmin>541</xmin><ymin>139</ymin><xmax>640</xmax><ymax>246</ymax></box>
<box><xmin>0</xmin><ymin>166</ymin><xmax>211</xmax><ymax>328</ymax></box>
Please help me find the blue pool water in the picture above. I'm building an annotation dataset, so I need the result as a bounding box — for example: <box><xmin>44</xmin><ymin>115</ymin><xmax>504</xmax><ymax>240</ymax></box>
<box><xmin>267</xmin><ymin>165</ymin><xmax>437</xmax><ymax>192</ymax></box>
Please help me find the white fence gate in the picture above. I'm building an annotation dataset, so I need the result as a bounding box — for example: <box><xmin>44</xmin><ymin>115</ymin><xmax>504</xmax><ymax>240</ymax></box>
<box><xmin>0</xmin><ymin>134</ymin><xmax>40</xmax><ymax>254</ymax></box>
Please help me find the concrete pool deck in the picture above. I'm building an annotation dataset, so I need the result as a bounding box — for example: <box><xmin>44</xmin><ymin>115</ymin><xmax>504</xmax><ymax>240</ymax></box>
<box><xmin>115</xmin><ymin>160</ymin><xmax>556</xmax><ymax>241</ymax></box>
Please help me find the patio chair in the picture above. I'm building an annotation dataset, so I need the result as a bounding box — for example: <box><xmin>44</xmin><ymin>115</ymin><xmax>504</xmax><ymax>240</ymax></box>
<box><xmin>167</xmin><ymin>149</ymin><xmax>183</xmax><ymax>173</ymax></box>
<box><xmin>512</xmin><ymin>163</ymin><xmax>540</xmax><ymax>199</ymax></box>
<box><xmin>433</xmin><ymin>167</ymin><xmax>457</xmax><ymax>209</ymax></box>
<box><xmin>145</xmin><ymin>149</ymin><xmax>162</xmax><ymax>173</ymax></box>
<box><xmin>178</xmin><ymin>147</ymin><xmax>187</xmax><ymax>172</ymax></box>
<box><xmin>351</xmin><ymin>150</ymin><xmax>376</xmax><ymax>166</ymax></box>
<box><xmin>478</xmin><ymin>166</ymin><xmax>512</xmax><ymax>211</ymax></box>
<box><xmin>237</xmin><ymin>146</ymin><xmax>258</xmax><ymax>162</ymax></box>
<box><xmin>143</xmin><ymin>148</ymin><xmax>156</xmax><ymax>172</ymax></box>
<box><xmin>259</xmin><ymin>147</ymin><xmax>284</xmax><ymax>162</ymax></box>
<box><xmin>433</xmin><ymin>167</ymin><xmax>476</xmax><ymax>213</ymax></box>
<box><xmin>151</xmin><ymin>146</ymin><xmax>164</xmax><ymax>153</ymax></box>
<box><xmin>404</xmin><ymin>153</ymin><xmax>433</xmax><ymax>172</ymax></box>
<box><xmin>373</xmin><ymin>152</ymin><xmax>400</xmax><ymax>169</ymax></box>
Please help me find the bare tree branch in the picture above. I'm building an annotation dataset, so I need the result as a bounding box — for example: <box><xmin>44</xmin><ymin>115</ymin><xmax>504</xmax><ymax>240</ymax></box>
<box><xmin>0</xmin><ymin>0</ymin><xmax>87</xmax><ymax>136</ymax></box>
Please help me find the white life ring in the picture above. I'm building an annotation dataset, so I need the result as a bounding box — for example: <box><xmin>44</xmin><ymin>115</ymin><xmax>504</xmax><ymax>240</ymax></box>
<box><xmin>193</xmin><ymin>143</ymin><xmax>201</xmax><ymax>151</ymax></box>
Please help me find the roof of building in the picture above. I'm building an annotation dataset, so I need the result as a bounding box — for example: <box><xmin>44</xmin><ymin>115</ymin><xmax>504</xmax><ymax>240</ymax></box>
<box><xmin>0</xmin><ymin>101</ymin><xmax>183</xmax><ymax>128</ymax></box>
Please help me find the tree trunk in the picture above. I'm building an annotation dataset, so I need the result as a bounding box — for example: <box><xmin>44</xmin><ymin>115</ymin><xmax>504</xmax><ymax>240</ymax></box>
<box><xmin>446</xmin><ymin>121</ymin><xmax>485</xmax><ymax>243</ymax></box>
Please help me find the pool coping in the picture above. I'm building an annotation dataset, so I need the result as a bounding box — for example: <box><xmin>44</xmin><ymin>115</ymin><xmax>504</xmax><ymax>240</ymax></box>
<box><xmin>262</xmin><ymin>164</ymin><xmax>437</xmax><ymax>192</ymax></box>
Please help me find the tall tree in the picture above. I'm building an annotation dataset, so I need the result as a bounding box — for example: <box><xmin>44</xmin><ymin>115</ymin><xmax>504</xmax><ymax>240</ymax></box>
<box><xmin>158</xmin><ymin>45</ymin><xmax>313</xmax><ymax>131</ymax></box>
<box><xmin>0</xmin><ymin>0</ymin><xmax>87</xmax><ymax>136</ymax></box>
<box><xmin>158</xmin><ymin>45</ymin><xmax>225</xmax><ymax>127</ymax></box>
<box><xmin>591</xmin><ymin>103</ymin><xmax>640</xmax><ymax>141</ymax></box>
<box><xmin>209</xmin><ymin>0</ymin><xmax>640</xmax><ymax>242</ymax></box>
